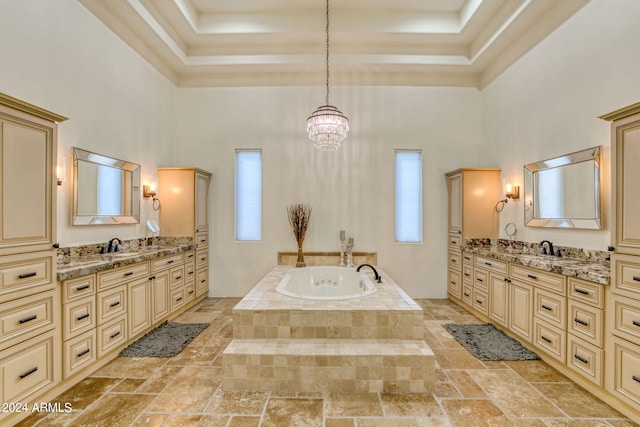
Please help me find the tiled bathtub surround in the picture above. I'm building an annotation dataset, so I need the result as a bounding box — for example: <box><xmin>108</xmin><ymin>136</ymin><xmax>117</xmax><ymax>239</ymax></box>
<box><xmin>277</xmin><ymin>251</ymin><xmax>377</xmax><ymax>267</ymax></box>
<box><xmin>463</xmin><ymin>238</ymin><xmax>610</xmax><ymax>284</ymax></box>
<box><xmin>223</xmin><ymin>265</ymin><xmax>435</xmax><ymax>394</ymax></box>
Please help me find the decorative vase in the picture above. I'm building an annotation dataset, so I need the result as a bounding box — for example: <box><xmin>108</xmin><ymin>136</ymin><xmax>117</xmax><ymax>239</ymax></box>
<box><xmin>296</xmin><ymin>242</ymin><xmax>305</xmax><ymax>267</ymax></box>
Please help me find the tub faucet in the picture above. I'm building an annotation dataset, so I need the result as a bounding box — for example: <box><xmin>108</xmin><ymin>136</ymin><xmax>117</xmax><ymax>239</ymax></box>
<box><xmin>540</xmin><ymin>240</ymin><xmax>555</xmax><ymax>256</ymax></box>
<box><xmin>357</xmin><ymin>264</ymin><xmax>382</xmax><ymax>283</ymax></box>
<box><xmin>346</xmin><ymin>237</ymin><xmax>354</xmax><ymax>268</ymax></box>
<box><xmin>107</xmin><ymin>238</ymin><xmax>122</xmax><ymax>253</ymax></box>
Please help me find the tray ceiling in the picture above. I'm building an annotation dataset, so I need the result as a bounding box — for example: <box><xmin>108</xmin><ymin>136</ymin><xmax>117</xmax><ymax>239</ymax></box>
<box><xmin>79</xmin><ymin>0</ymin><xmax>588</xmax><ymax>88</ymax></box>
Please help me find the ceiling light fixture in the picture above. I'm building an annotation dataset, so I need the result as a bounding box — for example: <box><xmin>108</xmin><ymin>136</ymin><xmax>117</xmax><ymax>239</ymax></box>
<box><xmin>306</xmin><ymin>0</ymin><xmax>349</xmax><ymax>151</ymax></box>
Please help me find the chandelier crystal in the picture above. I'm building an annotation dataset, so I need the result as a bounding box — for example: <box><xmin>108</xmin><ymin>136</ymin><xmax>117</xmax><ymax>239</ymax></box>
<box><xmin>306</xmin><ymin>0</ymin><xmax>349</xmax><ymax>151</ymax></box>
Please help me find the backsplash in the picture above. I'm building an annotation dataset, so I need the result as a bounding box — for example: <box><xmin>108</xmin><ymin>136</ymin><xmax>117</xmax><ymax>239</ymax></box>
<box><xmin>57</xmin><ymin>236</ymin><xmax>193</xmax><ymax>262</ymax></box>
<box><xmin>464</xmin><ymin>238</ymin><xmax>610</xmax><ymax>265</ymax></box>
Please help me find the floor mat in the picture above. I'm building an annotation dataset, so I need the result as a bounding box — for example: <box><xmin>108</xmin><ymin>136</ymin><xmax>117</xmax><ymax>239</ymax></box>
<box><xmin>442</xmin><ymin>323</ymin><xmax>540</xmax><ymax>361</ymax></box>
<box><xmin>120</xmin><ymin>322</ymin><xmax>209</xmax><ymax>357</ymax></box>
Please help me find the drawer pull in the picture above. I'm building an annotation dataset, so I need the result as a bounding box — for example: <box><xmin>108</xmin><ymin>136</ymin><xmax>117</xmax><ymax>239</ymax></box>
<box><xmin>76</xmin><ymin>313</ymin><xmax>90</xmax><ymax>321</ymax></box>
<box><xmin>632</xmin><ymin>276</ymin><xmax>640</xmax><ymax>282</ymax></box>
<box><xmin>200</xmin><ymin>257</ymin><xmax>206</xmax><ymax>261</ymax></box>
<box><xmin>19</xmin><ymin>367</ymin><xmax>38</xmax><ymax>379</ymax></box>
<box><xmin>541</xmin><ymin>304</ymin><xmax>553</xmax><ymax>311</ymax></box>
<box><xmin>188</xmin><ymin>290</ymin><xmax>194</xmax><ymax>295</ymax></box>
<box><xmin>200</xmin><ymin>239</ymin><xmax>206</xmax><ymax>243</ymax></box>
<box><xmin>201</xmin><ymin>279</ymin><xmax>206</xmax><ymax>283</ymax></box>
<box><xmin>574</xmin><ymin>354</ymin><xmax>589</xmax><ymax>364</ymax></box>
<box><xmin>450</xmin><ymin>281</ymin><xmax>456</xmax><ymax>285</ymax></box>
<box><xmin>175</xmin><ymin>276</ymin><xmax>182</xmax><ymax>280</ymax></box>
<box><xmin>632</xmin><ymin>320</ymin><xmax>640</xmax><ymax>328</ymax></box>
<box><xmin>77</xmin><ymin>348</ymin><xmax>90</xmax><ymax>357</ymax></box>
<box><xmin>188</xmin><ymin>271</ymin><xmax>194</xmax><ymax>275</ymax></box>
<box><xmin>476</xmin><ymin>278</ymin><xmax>483</xmax><ymax>282</ymax></box>
<box><xmin>18</xmin><ymin>272</ymin><xmax>37</xmax><ymax>279</ymax></box>
<box><xmin>110</xmin><ymin>331</ymin><xmax>121</xmax><ymax>339</ymax></box>
<box><xmin>76</xmin><ymin>284</ymin><xmax>91</xmax><ymax>291</ymax></box>
<box><xmin>149</xmin><ymin>275</ymin><xmax>156</xmax><ymax>281</ymax></box>
<box><xmin>176</xmin><ymin>297</ymin><xmax>183</xmax><ymax>302</ymax></box>
<box><xmin>463</xmin><ymin>292</ymin><xmax>470</xmax><ymax>297</ymax></box>
<box><xmin>574</xmin><ymin>288</ymin><xmax>590</xmax><ymax>295</ymax></box>
<box><xmin>451</xmin><ymin>259</ymin><xmax>457</xmax><ymax>263</ymax></box>
<box><xmin>109</xmin><ymin>301</ymin><xmax>121</xmax><ymax>308</ymax></box>
<box><xmin>484</xmin><ymin>261</ymin><xmax>492</xmax><ymax>266</ymax></box>
<box><xmin>527</xmin><ymin>274</ymin><xmax>538</xmax><ymax>280</ymax></box>
<box><xmin>476</xmin><ymin>299</ymin><xmax>483</xmax><ymax>304</ymax></box>
<box><xmin>167</xmin><ymin>260</ymin><xmax>174</xmax><ymax>264</ymax></box>
<box><xmin>18</xmin><ymin>314</ymin><xmax>38</xmax><ymax>324</ymax></box>
<box><xmin>464</xmin><ymin>273</ymin><xmax>470</xmax><ymax>277</ymax></box>
<box><xmin>541</xmin><ymin>335</ymin><xmax>552</xmax><ymax>343</ymax></box>
<box><xmin>633</xmin><ymin>375</ymin><xmax>640</xmax><ymax>383</ymax></box>
<box><xmin>464</xmin><ymin>256</ymin><xmax>471</xmax><ymax>260</ymax></box>
<box><xmin>187</xmin><ymin>254</ymin><xmax>194</xmax><ymax>258</ymax></box>
<box><xmin>123</xmin><ymin>272</ymin><xmax>134</xmax><ymax>277</ymax></box>
<box><xmin>574</xmin><ymin>318</ymin><xmax>589</xmax><ymax>326</ymax></box>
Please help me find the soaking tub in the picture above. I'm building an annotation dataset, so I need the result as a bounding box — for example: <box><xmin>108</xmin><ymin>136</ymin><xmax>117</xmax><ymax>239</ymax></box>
<box><xmin>275</xmin><ymin>266</ymin><xmax>377</xmax><ymax>300</ymax></box>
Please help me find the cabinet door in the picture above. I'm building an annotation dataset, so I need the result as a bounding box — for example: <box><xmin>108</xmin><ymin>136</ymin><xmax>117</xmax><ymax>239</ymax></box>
<box><xmin>151</xmin><ymin>271</ymin><xmax>169</xmax><ymax>323</ymax></box>
<box><xmin>447</xmin><ymin>173</ymin><xmax>462</xmax><ymax>235</ymax></box>
<box><xmin>613</xmin><ymin>116</ymin><xmax>640</xmax><ymax>254</ymax></box>
<box><xmin>509</xmin><ymin>280</ymin><xmax>533</xmax><ymax>343</ymax></box>
<box><xmin>489</xmin><ymin>275</ymin><xmax>508</xmax><ymax>327</ymax></box>
<box><xmin>128</xmin><ymin>277</ymin><xmax>150</xmax><ymax>338</ymax></box>
<box><xmin>195</xmin><ymin>172</ymin><xmax>210</xmax><ymax>233</ymax></box>
<box><xmin>0</xmin><ymin>116</ymin><xmax>54</xmax><ymax>251</ymax></box>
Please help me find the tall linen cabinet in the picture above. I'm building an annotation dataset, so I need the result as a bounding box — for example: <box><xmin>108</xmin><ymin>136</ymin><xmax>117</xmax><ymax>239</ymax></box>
<box><xmin>601</xmin><ymin>102</ymin><xmax>640</xmax><ymax>418</ymax></box>
<box><xmin>158</xmin><ymin>168</ymin><xmax>212</xmax><ymax>299</ymax></box>
<box><xmin>0</xmin><ymin>93</ymin><xmax>66</xmax><ymax>425</ymax></box>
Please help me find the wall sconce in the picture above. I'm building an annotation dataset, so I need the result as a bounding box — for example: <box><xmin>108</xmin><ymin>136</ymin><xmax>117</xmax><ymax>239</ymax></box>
<box><xmin>56</xmin><ymin>165</ymin><xmax>65</xmax><ymax>186</ymax></box>
<box><xmin>143</xmin><ymin>183</ymin><xmax>161</xmax><ymax>210</ymax></box>
<box><xmin>505</xmin><ymin>183</ymin><xmax>520</xmax><ymax>200</ymax></box>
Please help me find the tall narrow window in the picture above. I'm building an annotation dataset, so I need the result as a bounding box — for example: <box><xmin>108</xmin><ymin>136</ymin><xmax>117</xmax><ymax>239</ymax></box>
<box><xmin>235</xmin><ymin>150</ymin><xmax>262</xmax><ymax>241</ymax></box>
<box><xmin>395</xmin><ymin>150</ymin><xmax>422</xmax><ymax>243</ymax></box>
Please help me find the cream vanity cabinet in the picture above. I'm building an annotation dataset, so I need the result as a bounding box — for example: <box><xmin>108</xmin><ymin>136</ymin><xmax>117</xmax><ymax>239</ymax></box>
<box><xmin>0</xmin><ymin>94</ymin><xmax>66</xmax><ymax>426</ymax></box>
<box><xmin>159</xmin><ymin>168</ymin><xmax>212</xmax><ymax>298</ymax></box>
<box><xmin>602</xmin><ymin>102</ymin><xmax>640</xmax><ymax>413</ymax></box>
<box><xmin>445</xmin><ymin>169</ymin><xmax>500</xmax><ymax>301</ymax></box>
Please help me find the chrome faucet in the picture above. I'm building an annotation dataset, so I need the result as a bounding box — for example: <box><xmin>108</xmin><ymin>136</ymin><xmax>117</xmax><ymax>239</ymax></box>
<box><xmin>357</xmin><ymin>264</ymin><xmax>382</xmax><ymax>283</ymax></box>
<box><xmin>540</xmin><ymin>240</ymin><xmax>558</xmax><ymax>256</ymax></box>
<box><xmin>107</xmin><ymin>238</ymin><xmax>122</xmax><ymax>253</ymax></box>
<box><xmin>345</xmin><ymin>237</ymin><xmax>354</xmax><ymax>268</ymax></box>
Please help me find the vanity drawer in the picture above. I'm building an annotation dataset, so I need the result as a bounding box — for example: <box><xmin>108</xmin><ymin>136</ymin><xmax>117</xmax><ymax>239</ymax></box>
<box><xmin>170</xmin><ymin>266</ymin><xmax>185</xmax><ymax>289</ymax></box>
<box><xmin>448</xmin><ymin>233</ymin><xmax>461</xmax><ymax>250</ymax></box>
<box><xmin>97</xmin><ymin>262</ymin><xmax>150</xmax><ymax>291</ymax></box>
<box><xmin>196</xmin><ymin>268</ymin><xmax>208</xmax><ymax>297</ymax></box>
<box><xmin>567</xmin><ymin>334</ymin><xmax>603</xmax><ymax>386</ymax></box>
<box><xmin>568</xmin><ymin>299</ymin><xmax>603</xmax><ymax>347</ymax></box>
<box><xmin>97</xmin><ymin>315</ymin><xmax>127</xmax><ymax>358</ymax></box>
<box><xmin>510</xmin><ymin>264</ymin><xmax>566</xmax><ymax>295</ymax></box>
<box><xmin>461</xmin><ymin>283</ymin><xmax>473</xmax><ymax>306</ymax></box>
<box><xmin>184</xmin><ymin>283</ymin><xmax>196</xmax><ymax>303</ymax></box>
<box><xmin>63</xmin><ymin>329</ymin><xmax>96</xmax><ymax>378</ymax></box>
<box><xmin>611</xmin><ymin>293</ymin><xmax>640</xmax><ymax>342</ymax></box>
<box><xmin>0</xmin><ymin>251</ymin><xmax>54</xmax><ymax>302</ymax></box>
<box><xmin>534</xmin><ymin>288</ymin><xmax>566</xmax><ymax>329</ymax></box>
<box><xmin>196</xmin><ymin>250</ymin><xmax>208</xmax><ymax>270</ymax></box>
<box><xmin>568</xmin><ymin>277</ymin><xmax>604</xmax><ymax>309</ymax></box>
<box><xmin>184</xmin><ymin>261</ymin><xmax>195</xmax><ymax>284</ymax></box>
<box><xmin>196</xmin><ymin>232</ymin><xmax>208</xmax><ymax>249</ymax></box>
<box><xmin>474</xmin><ymin>255</ymin><xmax>508</xmax><ymax>275</ymax></box>
<box><xmin>447</xmin><ymin>269</ymin><xmax>461</xmax><ymax>298</ymax></box>
<box><xmin>0</xmin><ymin>330</ymin><xmax>56</xmax><ymax>404</ymax></box>
<box><xmin>473</xmin><ymin>268</ymin><xmax>488</xmax><ymax>292</ymax></box>
<box><xmin>462</xmin><ymin>251</ymin><xmax>473</xmax><ymax>265</ymax></box>
<box><xmin>448</xmin><ymin>250</ymin><xmax>461</xmax><ymax>271</ymax></box>
<box><xmin>63</xmin><ymin>295</ymin><xmax>95</xmax><ymax>341</ymax></box>
<box><xmin>62</xmin><ymin>274</ymin><xmax>95</xmax><ymax>303</ymax></box>
<box><xmin>462</xmin><ymin>264</ymin><xmax>473</xmax><ymax>284</ymax></box>
<box><xmin>170</xmin><ymin>287</ymin><xmax>185</xmax><ymax>312</ymax></box>
<box><xmin>473</xmin><ymin>289</ymin><xmax>489</xmax><ymax>316</ymax></box>
<box><xmin>609</xmin><ymin>335</ymin><xmax>640</xmax><ymax>408</ymax></box>
<box><xmin>533</xmin><ymin>318</ymin><xmax>566</xmax><ymax>363</ymax></box>
<box><xmin>612</xmin><ymin>254</ymin><xmax>640</xmax><ymax>299</ymax></box>
<box><xmin>0</xmin><ymin>291</ymin><xmax>55</xmax><ymax>348</ymax></box>
<box><xmin>97</xmin><ymin>284</ymin><xmax>126</xmax><ymax>324</ymax></box>
<box><xmin>151</xmin><ymin>253</ymin><xmax>183</xmax><ymax>273</ymax></box>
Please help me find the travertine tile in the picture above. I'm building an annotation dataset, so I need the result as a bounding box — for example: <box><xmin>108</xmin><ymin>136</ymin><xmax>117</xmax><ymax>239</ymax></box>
<box><xmin>205</xmin><ymin>390</ymin><xmax>268</xmax><ymax>415</ymax></box>
<box><xmin>325</xmin><ymin>393</ymin><xmax>384</xmax><ymax>417</ymax></box>
<box><xmin>505</xmin><ymin>360</ymin><xmax>569</xmax><ymax>382</ymax></box>
<box><xmin>443</xmin><ymin>369</ymin><xmax>487</xmax><ymax>398</ymax></box>
<box><xmin>533</xmin><ymin>382</ymin><xmax>625</xmax><ymax>418</ymax></box>
<box><xmin>130</xmin><ymin>413</ymin><xmax>170</xmax><ymax>427</ymax></box>
<box><xmin>70</xmin><ymin>393</ymin><xmax>155</xmax><ymax>427</ymax></box>
<box><xmin>262</xmin><ymin>397</ymin><xmax>323</xmax><ymax>426</ymax></box>
<box><xmin>51</xmin><ymin>377</ymin><xmax>121</xmax><ymax>410</ymax></box>
<box><xmin>440</xmin><ymin>399</ymin><xmax>511</xmax><ymax>426</ymax></box>
<box><xmin>380</xmin><ymin>393</ymin><xmax>443</xmax><ymax>417</ymax></box>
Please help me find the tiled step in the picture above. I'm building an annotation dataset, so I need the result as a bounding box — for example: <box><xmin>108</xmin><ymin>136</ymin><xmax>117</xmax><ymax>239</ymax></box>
<box><xmin>222</xmin><ymin>338</ymin><xmax>435</xmax><ymax>394</ymax></box>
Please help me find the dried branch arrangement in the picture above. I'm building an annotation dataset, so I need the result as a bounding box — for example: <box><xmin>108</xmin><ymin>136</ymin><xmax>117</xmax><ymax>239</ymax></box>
<box><xmin>287</xmin><ymin>203</ymin><xmax>312</xmax><ymax>267</ymax></box>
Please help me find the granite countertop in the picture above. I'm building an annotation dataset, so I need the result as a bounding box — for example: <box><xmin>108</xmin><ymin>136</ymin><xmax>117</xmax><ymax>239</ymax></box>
<box><xmin>57</xmin><ymin>244</ymin><xmax>196</xmax><ymax>282</ymax></box>
<box><xmin>462</xmin><ymin>246</ymin><xmax>610</xmax><ymax>285</ymax></box>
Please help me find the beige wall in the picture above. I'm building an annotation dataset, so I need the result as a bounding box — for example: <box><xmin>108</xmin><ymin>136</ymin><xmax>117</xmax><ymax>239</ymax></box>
<box><xmin>2</xmin><ymin>0</ymin><xmax>640</xmax><ymax>297</ymax></box>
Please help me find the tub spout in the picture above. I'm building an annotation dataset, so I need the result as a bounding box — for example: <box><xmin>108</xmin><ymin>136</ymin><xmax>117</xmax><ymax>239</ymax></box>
<box><xmin>356</xmin><ymin>264</ymin><xmax>382</xmax><ymax>283</ymax></box>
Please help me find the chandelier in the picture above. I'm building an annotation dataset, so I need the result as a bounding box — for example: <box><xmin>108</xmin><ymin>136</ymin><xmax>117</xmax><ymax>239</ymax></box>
<box><xmin>306</xmin><ymin>0</ymin><xmax>349</xmax><ymax>151</ymax></box>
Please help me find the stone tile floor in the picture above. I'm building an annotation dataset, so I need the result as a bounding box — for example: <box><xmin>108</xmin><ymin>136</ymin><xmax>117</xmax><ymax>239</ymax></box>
<box><xmin>16</xmin><ymin>298</ymin><xmax>639</xmax><ymax>426</ymax></box>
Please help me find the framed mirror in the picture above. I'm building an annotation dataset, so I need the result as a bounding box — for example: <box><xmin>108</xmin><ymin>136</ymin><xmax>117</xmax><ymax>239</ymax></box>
<box><xmin>72</xmin><ymin>147</ymin><xmax>141</xmax><ymax>225</ymax></box>
<box><xmin>524</xmin><ymin>146</ymin><xmax>601</xmax><ymax>229</ymax></box>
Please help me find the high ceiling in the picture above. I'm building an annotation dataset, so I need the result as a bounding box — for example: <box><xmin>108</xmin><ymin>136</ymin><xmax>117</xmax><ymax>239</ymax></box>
<box><xmin>79</xmin><ymin>0</ymin><xmax>588</xmax><ymax>88</ymax></box>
